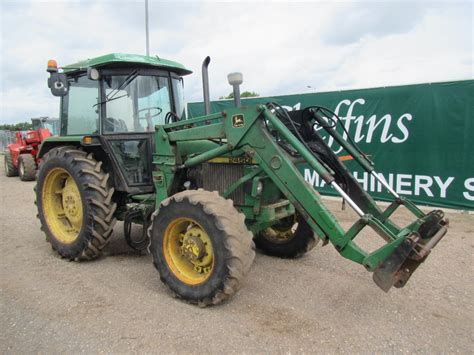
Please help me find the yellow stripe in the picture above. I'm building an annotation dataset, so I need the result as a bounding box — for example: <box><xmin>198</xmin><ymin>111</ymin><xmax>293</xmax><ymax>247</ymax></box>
<box><xmin>208</xmin><ymin>156</ymin><xmax>257</xmax><ymax>164</ymax></box>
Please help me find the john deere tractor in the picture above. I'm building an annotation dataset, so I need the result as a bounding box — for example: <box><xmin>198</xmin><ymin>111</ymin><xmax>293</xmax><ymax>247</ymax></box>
<box><xmin>36</xmin><ymin>53</ymin><xmax>448</xmax><ymax>306</ymax></box>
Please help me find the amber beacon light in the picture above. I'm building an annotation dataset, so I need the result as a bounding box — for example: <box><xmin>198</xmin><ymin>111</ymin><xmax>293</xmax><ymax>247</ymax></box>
<box><xmin>47</xmin><ymin>59</ymin><xmax>58</xmax><ymax>73</ymax></box>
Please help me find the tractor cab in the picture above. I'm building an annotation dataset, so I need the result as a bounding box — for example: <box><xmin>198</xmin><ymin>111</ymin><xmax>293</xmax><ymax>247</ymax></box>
<box><xmin>31</xmin><ymin>117</ymin><xmax>59</xmax><ymax>136</ymax></box>
<box><xmin>45</xmin><ymin>53</ymin><xmax>192</xmax><ymax>194</ymax></box>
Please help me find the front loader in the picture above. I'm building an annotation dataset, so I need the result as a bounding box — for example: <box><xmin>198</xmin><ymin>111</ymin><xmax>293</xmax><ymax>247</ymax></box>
<box><xmin>35</xmin><ymin>53</ymin><xmax>448</xmax><ymax>306</ymax></box>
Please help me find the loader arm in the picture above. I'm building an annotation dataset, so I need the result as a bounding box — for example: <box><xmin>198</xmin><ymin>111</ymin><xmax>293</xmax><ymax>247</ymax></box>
<box><xmin>154</xmin><ymin>104</ymin><xmax>448</xmax><ymax>292</ymax></box>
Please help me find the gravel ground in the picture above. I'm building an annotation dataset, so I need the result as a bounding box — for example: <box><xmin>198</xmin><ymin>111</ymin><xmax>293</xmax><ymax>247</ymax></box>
<box><xmin>1</xmin><ymin>156</ymin><xmax>473</xmax><ymax>353</ymax></box>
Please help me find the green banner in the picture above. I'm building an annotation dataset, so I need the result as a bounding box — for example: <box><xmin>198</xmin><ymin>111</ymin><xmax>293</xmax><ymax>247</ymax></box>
<box><xmin>188</xmin><ymin>80</ymin><xmax>474</xmax><ymax>210</ymax></box>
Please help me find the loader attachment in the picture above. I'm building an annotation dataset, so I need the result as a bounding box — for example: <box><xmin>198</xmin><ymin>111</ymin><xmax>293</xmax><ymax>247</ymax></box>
<box><xmin>373</xmin><ymin>210</ymin><xmax>448</xmax><ymax>291</ymax></box>
<box><xmin>262</xmin><ymin>104</ymin><xmax>450</xmax><ymax>292</ymax></box>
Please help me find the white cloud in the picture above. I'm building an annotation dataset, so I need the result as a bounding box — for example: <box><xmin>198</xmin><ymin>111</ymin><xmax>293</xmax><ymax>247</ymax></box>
<box><xmin>320</xmin><ymin>2</ymin><xmax>425</xmax><ymax>45</ymax></box>
<box><xmin>0</xmin><ymin>0</ymin><xmax>472</xmax><ymax>123</ymax></box>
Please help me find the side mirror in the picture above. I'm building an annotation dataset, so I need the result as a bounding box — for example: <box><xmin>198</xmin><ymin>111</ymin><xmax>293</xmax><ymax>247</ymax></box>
<box><xmin>48</xmin><ymin>72</ymin><xmax>69</xmax><ymax>97</ymax></box>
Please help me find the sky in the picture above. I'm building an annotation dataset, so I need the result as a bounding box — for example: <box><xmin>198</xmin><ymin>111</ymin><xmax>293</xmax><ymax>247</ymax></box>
<box><xmin>0</xmin><ymin>0</ymin><xmax>472</xmax><ymax>124</ymax></box>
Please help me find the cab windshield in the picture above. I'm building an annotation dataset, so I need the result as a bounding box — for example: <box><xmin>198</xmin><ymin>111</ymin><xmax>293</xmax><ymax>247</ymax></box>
<box><xmin>103</xmin><ymin>74</ymin><xmax>184</xmax><ymax>134</ymax></box>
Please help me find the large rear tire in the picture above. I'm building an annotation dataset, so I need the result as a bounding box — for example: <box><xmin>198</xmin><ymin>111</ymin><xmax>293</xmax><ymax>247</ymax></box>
<box><xmin>148</xmin><ymin>189</ymin><xmax>255</xmax><ymax>306</ymax></box>
<box><xmin>35</xmin><ymin>146</ymin><xmax>117</xmax><ymax>260</ymax></box>
<box><xmin>254</xmin><ymin>214</ymin><xmax>318</xmax><ymax>258</ymax></box>
<box><xmin>4</xmin><ymin>152</ymin><xmax>18</xmax><ymax>177</ymax></box>
<box><xmin>18</xmin><ymin>154</ymin><xmax>36</xmax><ymax>181</ymax></box>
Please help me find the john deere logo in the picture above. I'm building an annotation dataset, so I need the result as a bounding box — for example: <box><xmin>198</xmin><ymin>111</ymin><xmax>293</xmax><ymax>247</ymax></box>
<box><xmin>232</xmin><ymin>114</ymin><xmax>245</xmax><ymax>128</ymax></box>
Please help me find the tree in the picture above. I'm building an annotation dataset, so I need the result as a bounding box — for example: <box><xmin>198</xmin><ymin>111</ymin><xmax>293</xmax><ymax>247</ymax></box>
<box><xmin>0</xmin><ymin>122</ymin><xmax>33</xmax><ymax>131</ymax></box>
<box><xmin>219</xmin><ymin>91</ymin><xmax>260</xmax><ymax>100</ymax></box>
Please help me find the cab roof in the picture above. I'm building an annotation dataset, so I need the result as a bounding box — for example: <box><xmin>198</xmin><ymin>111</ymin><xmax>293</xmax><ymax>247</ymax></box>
<box><xmin>62</xmin><ymin>53</ymin><xmax>192</xmax><ymax>76</ymax></box>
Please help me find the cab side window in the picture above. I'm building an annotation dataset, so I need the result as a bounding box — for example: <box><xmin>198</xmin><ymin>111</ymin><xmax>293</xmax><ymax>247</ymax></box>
<box><xmin>62</xmin><ymin>75</ymin><xmax>99</xmax><ymax>135</ymax></box>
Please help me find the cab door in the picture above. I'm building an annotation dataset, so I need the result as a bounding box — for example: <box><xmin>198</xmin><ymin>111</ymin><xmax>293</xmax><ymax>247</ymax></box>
<box><xmin>100</xmin><ymin>69</ymin><xmax>174</xmax><ymax>193</ymax></box>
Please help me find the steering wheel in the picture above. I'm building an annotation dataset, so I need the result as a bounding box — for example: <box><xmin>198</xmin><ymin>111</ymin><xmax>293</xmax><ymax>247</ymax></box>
<box><xmin>138</xmin><ymin>106</ymin><xmax>162</xmax><ymax>131</ymax></box>
<box><xmin>138</xmin><ymin>106</ymin><xmax>162</xmax><ymax>118</ymax></box>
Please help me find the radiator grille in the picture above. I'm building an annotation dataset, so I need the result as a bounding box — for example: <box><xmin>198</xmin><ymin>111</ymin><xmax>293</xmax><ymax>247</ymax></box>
<box><xmin>202</xmin><ymin>163</ymin><xmax>245</xmax><ymax>205</ymax></box>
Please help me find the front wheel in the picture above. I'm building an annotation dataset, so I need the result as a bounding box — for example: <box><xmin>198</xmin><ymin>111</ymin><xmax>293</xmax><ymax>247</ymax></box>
<box><xmin>254</xmin><ymin>214</ymin><xmax>318</xmax><ymax>258</ymax></box>
<box><xmin>149</xmin><ymin>189</ymin><xmax>255</xmax><ymax>306</ymax></box>
<box><xmin>35</xmin><ymin>146</ymin><xmax>117</xmax><ymax>260</ymax></box>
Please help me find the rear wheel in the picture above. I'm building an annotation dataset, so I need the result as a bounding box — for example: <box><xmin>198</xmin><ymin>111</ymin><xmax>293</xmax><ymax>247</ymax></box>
<box><xmin>149</xmin><ymin>189</ymin><xmax>255</xmax><ymax>306</ymax></box>
<box><xmin>4</xmin><ymin>152</ymin><xmax>18</xmax><ymax>177</ymax></box>
<box><xmin>18</xmin><ymin>154</ymin><xmax>36</xmax><ymax>181</ymax></box>
<box><xmin>35</xmin><ymin>146</ymin><xmax>117</xmax><ymax>260</ymax></box>
<box><xmin>255</xmin><ymin>214</ymin><xmax>318</xmax><ymax>258</ymax></box>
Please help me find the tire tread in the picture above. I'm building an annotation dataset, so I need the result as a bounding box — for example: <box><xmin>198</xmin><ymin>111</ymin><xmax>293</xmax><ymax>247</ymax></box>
<box><xmin>148</xmin><ymin>189</ymin><xmax>255</xmax><ymax>306</ymax></box>
<box><xmin>19</xmin><ymin>154</ymin><xmax>36</xmax><ymax>181</ymax></box>
<box><xmin>4</xmin><ymin>152</ymin><xmax>18</xmax><ymax>177</ymax></box>
<box><xmin>35</xmin><ymin>146</ymin><xmax>117</xmax><ymax>260</ymax></box>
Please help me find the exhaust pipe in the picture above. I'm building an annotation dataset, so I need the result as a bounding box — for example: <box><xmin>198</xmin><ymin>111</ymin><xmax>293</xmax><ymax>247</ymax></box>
<box><xmin>202</xmin><ymin>56</ymin><xmax>211</xmax><ymax>115</ymax></box>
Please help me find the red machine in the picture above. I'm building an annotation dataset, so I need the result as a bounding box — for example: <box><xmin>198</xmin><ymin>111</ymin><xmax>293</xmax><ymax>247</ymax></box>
<box><xmin>4</xmin><ymin>117</ymin><xmax>58</xmax><ymax>181</ymax></box>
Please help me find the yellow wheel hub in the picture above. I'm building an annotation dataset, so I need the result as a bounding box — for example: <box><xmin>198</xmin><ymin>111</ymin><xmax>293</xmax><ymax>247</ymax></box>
<box><xmin>42</xmin><ymin>168</ymin><xmax>83</xmax><ymax>244</ymax></box>
<box><xmin>263</xmin><ymin>216</ymin><xmax>298</xmax><ymax>244</ymax></box>
<box><xmin>163</xmin><ymin>218</ymin><xmax>214</xmax><ymax>285</ymax></box>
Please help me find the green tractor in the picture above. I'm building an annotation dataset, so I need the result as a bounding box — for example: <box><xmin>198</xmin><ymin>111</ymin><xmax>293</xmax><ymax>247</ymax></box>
<box><xmin>36</xmin><ymin>53</ymin><xmax>448</xmax><ymax>306</ymax></box>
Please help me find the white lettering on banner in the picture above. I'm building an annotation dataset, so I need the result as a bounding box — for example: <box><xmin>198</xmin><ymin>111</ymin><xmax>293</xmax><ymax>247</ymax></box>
<box><xmin>434</xmin><ymin>176</ymin><xmax>455</xmax><ymax>199</ymax></box>
<box><xmin>414</xmin><ymin>175</ymin><xmax>434</xmax><ymax>197</ymax></box>
<box><xmin>303</xmin><ymin>169</ymin><xmax>461</xmax><ymax>201</ymax></box>
<box><xmin>353</xmin><ymin>171</ymin><xmax>368</xmax><ymax>190</ymax></box>
<box><xmin>304</xmin><ymin>169</ymin><xmax>326</xmax><ymax>187</ymax></box>
<box><xmin>396</xmin><ymin>174</ymin><xmax>412</xmax><ymax>195</ymax></box>
<box><xmin>366</xmin><ymin>114</ymin><xmax>393</xmax><ymax>143</ymax></box>
<box><xmin>393</xmin><ymin>113</ymin><xmax>413</xmax><ymax>143</ymax></box>
<box><xmin>463</xmin><ymin>178</ymin><xmax>474</xmax><ymax>201</ymax></box>
<box><xmin>282</xmin><ymin>103</ymin><xmax>301</xmax><ymax>112</ymax></box>
<box><xmin>286</xmin><ymin>99</ymin><xmax>414</xmax><ymax>150</ymax></box>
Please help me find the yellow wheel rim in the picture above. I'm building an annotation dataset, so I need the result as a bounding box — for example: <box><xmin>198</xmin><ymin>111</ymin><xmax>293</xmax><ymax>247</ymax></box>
<box><xmin>263</xmin><ymin>216</ymin><xmax>298</xmax><ymax>244</ymax></box>
<box><xmin>42</xmin><ymin>168</ymin><xmax>83</xmax><ymax>244</ymax></box>
<box><xmin>163</xmin><ymin>217</ymin><xmax>214</xmax><ymax>285</ymax></box>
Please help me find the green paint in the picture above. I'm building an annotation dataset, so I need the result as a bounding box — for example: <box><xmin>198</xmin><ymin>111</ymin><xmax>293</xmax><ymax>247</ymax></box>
<box><xmin>38</xmin><ymin>136</ymin><xmax>83</xmax><ymax>158</ymax></box>
<box><xmin>62</xmin><ymin>53</ymin><xmax>192</xmax><ymax>76</ymax></box>
<box><xmin>153</xmin><ymin>103</ymin><xmax>447</xmax><ymax>273</ymax></box>
<box><xmin>188</xmin><ymin>80</ymin><xmax>474</xmax><ymax>210</ymax></box>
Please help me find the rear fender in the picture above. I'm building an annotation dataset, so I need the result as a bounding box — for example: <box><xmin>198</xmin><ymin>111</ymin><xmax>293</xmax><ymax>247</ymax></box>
<box><xmin>37</xmin><ymin>137</ymin><xmax>83</xmax><ymax>159</ymax></box>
